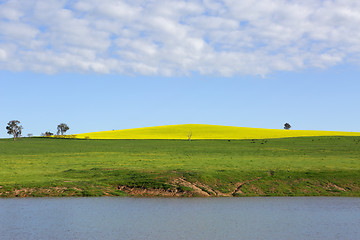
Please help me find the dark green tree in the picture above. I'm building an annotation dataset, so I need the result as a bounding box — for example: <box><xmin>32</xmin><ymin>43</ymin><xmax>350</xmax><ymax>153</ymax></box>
<box><xmin>57</xmin><ymin>123</ymin><xmax>69</xmax><ymax>135</ymax></box>
<box><xmin>6</xmin><ymin>120</ymin><xmax>23</xmax><ymax>140</ymax></box>
<box><xmin>42</xmin><ymin>131</ymin><xmax>53</xmax><ymax>136</ymax></box>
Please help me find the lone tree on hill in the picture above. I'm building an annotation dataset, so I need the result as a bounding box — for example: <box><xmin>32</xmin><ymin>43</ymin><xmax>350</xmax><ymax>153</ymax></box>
<box><xmin>6</xmin><ymin>120</ymin><xmax>23</xmax><ymax>140</ymax></box>
<box><xmin>57</xmin><ymin>123</ymin><xmax>69</xmax><ymax>135</ymax></box>
<box><xmin>284</xmin><ymin>123</ymin><xmax>291</xmax><ymax>130</ymax></box>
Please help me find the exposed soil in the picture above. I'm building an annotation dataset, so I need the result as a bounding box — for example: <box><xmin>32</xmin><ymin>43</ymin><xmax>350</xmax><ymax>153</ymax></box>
<box><xmin>0</xmin><ymin>187</ymin><xmax>83</xmax><ymax>197</ymax></box>
<box><xmin>117</xmin><ymin>177</ymin><xmax>218</xmax><ymax>197</ymax></box>
<box><xmin>326</xmin><ymin>183</ymin><xmax>346</xmax><ymax>192</ymax></box>
<box><xmin>117</xmin><ymin>185</ymin><xmax>186</xmax><ymax>197</ymax></box>
<box><xmin>231</xmin><ymin>177</ymin><xmax>262</xmax><ymax>196</ymax></box>
<box><xmin>118</xmin><ymin>177</ymin><xmax>263</xmax><ymax>197</ymax></box>
<box><xmin>0</xmin><ymin>178</ymin><xmax>358</xmax><ymax>198</ymax></box>
<box><xmin>171</xmin><ymin>178</ymin><xmax>211</xmax><ymax>196</ymax></box>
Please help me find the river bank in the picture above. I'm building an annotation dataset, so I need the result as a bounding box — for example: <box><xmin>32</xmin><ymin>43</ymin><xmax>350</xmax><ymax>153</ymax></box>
<box><xmin>1</xmin><ymin>137</ymin><xmax>360</xmax><ymax>197</ymax></box>
<box><xmin>1</xmin><ymin>169</ymin><xmax>360</xmax><ymax>197</ymax></box>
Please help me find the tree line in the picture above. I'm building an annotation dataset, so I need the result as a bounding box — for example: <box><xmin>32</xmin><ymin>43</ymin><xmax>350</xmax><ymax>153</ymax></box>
<box><xmin>5</xmin><ymin>120</ymin><xmax>292</xmax><ymax>140</ymax></box>
<box><xmin>5</xmin><ymin>120</ymin><xmax>69</xmax><ymax>140</ymax></box>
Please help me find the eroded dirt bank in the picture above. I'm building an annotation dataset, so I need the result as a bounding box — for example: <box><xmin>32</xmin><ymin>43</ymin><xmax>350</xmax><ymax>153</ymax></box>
<box><xmin>1</xmin><ymin>175</ymin><xmax>359</xmax><ymax>197</ymax></box>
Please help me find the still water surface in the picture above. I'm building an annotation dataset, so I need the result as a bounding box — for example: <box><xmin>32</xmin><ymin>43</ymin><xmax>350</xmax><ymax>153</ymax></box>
<box><xmin>0</xmin><ymin>197</ymin><xmax>360</xmax><ymax>240</ymax></box>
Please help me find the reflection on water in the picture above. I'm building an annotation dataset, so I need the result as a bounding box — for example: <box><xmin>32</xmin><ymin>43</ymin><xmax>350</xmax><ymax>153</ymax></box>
<box><xmin>1</xmin><ymin>197</ymin><xmax>360</xmax><ymax>240</ymax></box>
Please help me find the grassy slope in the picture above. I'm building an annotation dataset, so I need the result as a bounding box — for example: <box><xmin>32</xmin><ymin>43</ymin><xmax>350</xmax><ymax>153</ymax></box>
<box><xmin>73</xmin><ymin>124</ymin><xmax>360</xmax><ymax>140</ymax></box>
<box><xmin>1</xmin><ymin>137</ymin><xmax>360</xmax><ymax>197</ymax></box>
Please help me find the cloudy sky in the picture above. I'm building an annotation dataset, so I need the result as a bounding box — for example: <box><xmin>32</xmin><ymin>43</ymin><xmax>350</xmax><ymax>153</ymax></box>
<box><xmin>1</xmin><ymin>0</ymin><xmax>360</xmax><ymax>137</ymax></box>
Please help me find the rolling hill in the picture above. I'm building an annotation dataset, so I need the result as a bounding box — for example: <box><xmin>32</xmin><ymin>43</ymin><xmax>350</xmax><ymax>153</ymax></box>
<box><xmin>73</xmin><ymin>124</ymin><xmax>360</xmax><ymax>140</ymax></box>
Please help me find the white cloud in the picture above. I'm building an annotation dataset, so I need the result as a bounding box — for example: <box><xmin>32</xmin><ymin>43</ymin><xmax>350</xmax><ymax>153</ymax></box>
<box><xmin>0</xmin><ymin>49</ymin><xmax>7</xmax><ymax>60</ymax></box>
<box><xmin>1</xmin><ymin>0</ymin><xmax>360</xmax><ymax>76</ymax></box>
<box><xmin>0</xmin><ymin>5</ymin><xmax>22</xmax><ymax>20</ymax></box>
<box><xmin>96</xmin><ymin>1</ymin><xmax>139</xmax><ymax>19</ymax></box>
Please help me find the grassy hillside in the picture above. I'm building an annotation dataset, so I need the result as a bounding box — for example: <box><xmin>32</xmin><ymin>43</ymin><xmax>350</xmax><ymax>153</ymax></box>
<box><xmin>1</xmin><ymin>137</ymin><xmax>360</xmax><ymax>197</ymax></box>
<box><xmin>73</xmin><ymin>124</ymin><xmax>360</xmax><ymax>140</ymax></box>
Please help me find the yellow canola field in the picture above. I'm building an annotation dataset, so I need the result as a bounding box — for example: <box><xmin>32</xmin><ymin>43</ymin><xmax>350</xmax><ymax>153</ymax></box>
<box><xmin>73</xmin><ymin>124</ymin><xmax>360</xmax><ymax>140</ymax></box>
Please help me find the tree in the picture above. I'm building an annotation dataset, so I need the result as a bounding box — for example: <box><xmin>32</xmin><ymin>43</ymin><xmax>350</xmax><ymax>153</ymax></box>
<box><xmin>284</xmin><ymin>123</ymin><xmax>291</xmax><ymax>130</ymax></box>
<box><xmin>57</xmin><ymin>123</ymin><xmax>69</xmax><ymax>135</ymax></box>
<box><xmin>41</xmin><ymin>131</ymin><xmax>53</xmax><ymax>136</ymax></box>
<box><xmin>6</xmin><ymin>120</ymin><xmax>23</xmax><ymax>140</ymax></box>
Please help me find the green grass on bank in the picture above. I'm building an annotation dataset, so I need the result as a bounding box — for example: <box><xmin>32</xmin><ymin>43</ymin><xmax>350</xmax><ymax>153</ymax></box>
<box><xmin>1</xmin><ymin>137</ymin><xmax>360</xmax><ymax>197</ymax></box>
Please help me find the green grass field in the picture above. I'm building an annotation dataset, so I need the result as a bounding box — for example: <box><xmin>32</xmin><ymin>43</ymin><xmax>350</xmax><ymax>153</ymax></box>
<box><xmin>1</xmin><ymin>137</ymin><xmax>360</xmax><ymax>197</ymax></box>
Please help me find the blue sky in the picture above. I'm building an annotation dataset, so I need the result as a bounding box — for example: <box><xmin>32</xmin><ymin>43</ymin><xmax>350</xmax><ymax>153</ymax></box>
<box><xmin>1</xmin><ymin>0</ymin><xmax>360</xmax><ymax>137</ymax></box>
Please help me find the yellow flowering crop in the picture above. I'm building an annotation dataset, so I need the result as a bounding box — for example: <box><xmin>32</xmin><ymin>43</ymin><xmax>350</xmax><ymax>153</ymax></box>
<box><xmin>73</xmin><ymin>124</ymin><xmax>360</xmax><ymax>140</ymax></box>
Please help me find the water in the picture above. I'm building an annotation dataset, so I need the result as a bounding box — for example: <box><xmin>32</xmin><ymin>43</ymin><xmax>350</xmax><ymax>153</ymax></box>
<box><xmin>1</xmin><ymin>197</ymin><xmax>360</xmax><ymax>240</ymax></box>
